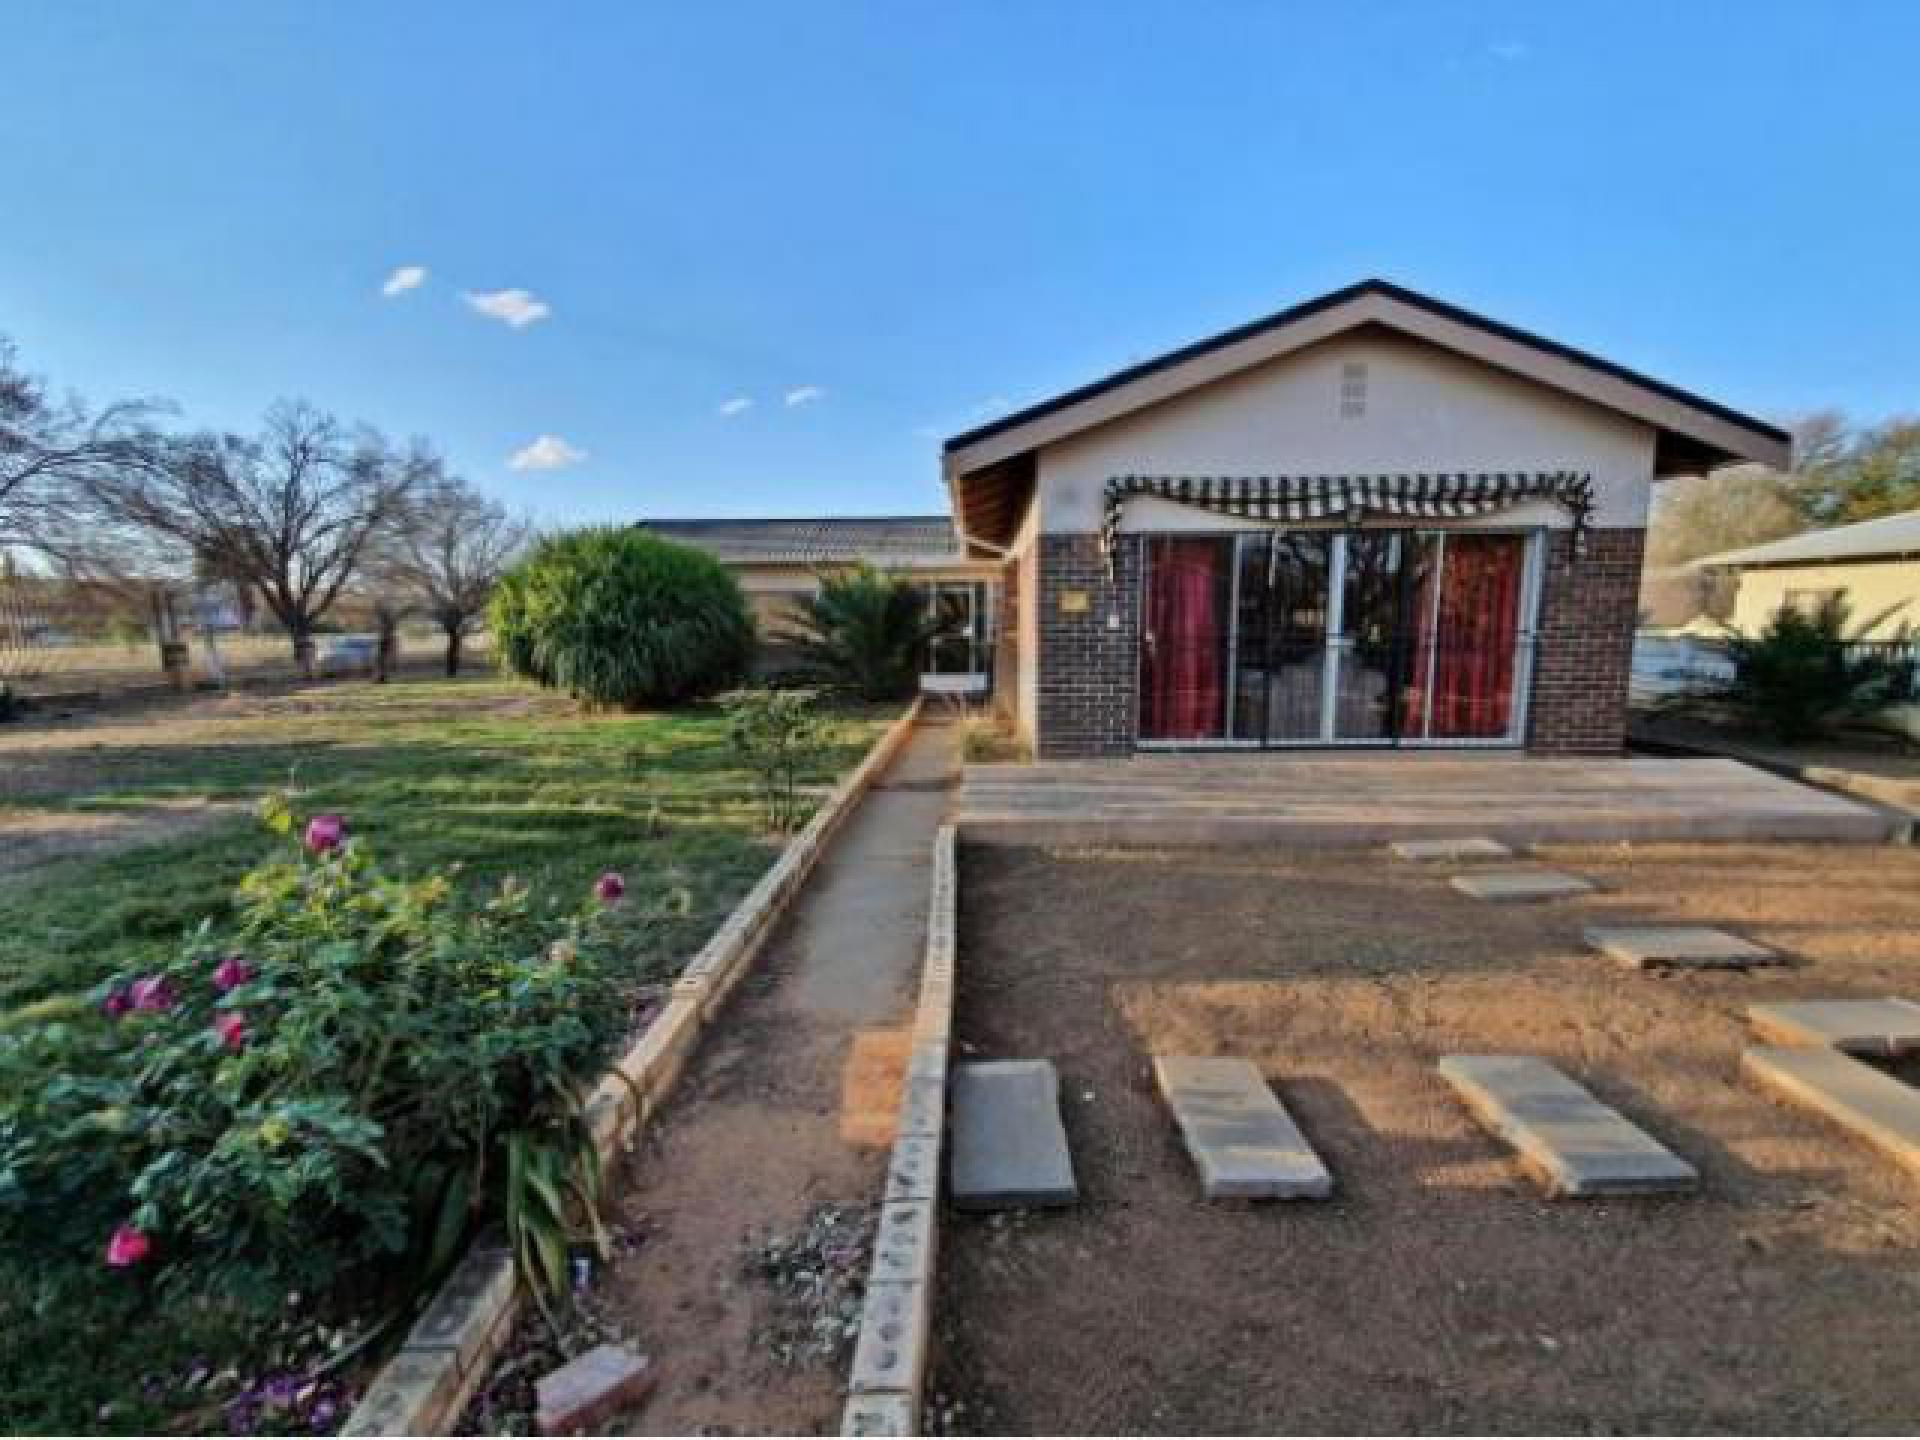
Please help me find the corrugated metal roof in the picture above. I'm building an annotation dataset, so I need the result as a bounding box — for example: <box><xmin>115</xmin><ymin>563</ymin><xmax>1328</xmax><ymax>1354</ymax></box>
<box><xmin>637</xmin><ymin>515</ymin><xmax>963</xmax><ymax>566</ymax></box>
<box><xmin>1695</xmin><ymin>509</ymin><xmax>1920</xmax><ymax>569</ymax></box>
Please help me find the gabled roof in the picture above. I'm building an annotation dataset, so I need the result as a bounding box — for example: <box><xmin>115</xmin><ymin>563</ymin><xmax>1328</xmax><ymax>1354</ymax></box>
<box><xmin>1695</xmin><ymin>508</ymin><xmax>1920</xmax><ymax>570</ymax></box>
<box><xmin>637</xmin><ymin>515</ymin><xmax>963</xmax><ymax>566</ymax></box>
<box><xmin>943</xmin><ymin>279</ymin><xmax>1792</xmax><ymax>548</ymax></box>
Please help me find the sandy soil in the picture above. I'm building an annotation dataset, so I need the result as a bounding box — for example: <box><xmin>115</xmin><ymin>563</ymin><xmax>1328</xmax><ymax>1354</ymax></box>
<box><xmin>936</xmin><ymin>841</ymin><xmax>1920</xmax><ymax>1435</ymax></box>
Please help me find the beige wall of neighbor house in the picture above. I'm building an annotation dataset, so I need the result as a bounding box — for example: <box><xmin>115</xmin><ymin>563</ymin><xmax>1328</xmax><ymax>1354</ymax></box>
<box><xmin>1030</xmin><ymin>332</ymin><xmax>1658</xmax><ymax>536</ymax></box>
<box><xmin>1730</xmin><ymin>558</ymin><xmax>1920</xmax><ymax>639</ymax></box>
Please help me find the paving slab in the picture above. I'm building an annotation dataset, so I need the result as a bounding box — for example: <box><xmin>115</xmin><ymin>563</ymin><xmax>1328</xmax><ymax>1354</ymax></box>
<box><xmin>1584</xmin><ymin>925</ymin><xmax>1779</xmax><ymax>971</ymax></box>
<box><xmin>1449</xmin><ymin>869</ymin><xmax>1595</xmax><ymax>903</ymax></box>
<box><xmin>1743</xmin><ymin>1045</ymin><xmax>1920</xmax><ymax>1178</ymax></box>
<box><xmin>1390</xmin><ymin>835</ymin><xmax>1513</xmax><ymax>862</ymax></box>
<box><xmin>1747</xmin><ymin>998</ymin><xmax>1920</xmax><ymax>1057</ymax></box>
<box><xmin>1439</xmin><ymin>1054</ymin><xmax>1698</xmax><ymax>1197</ymax></box>
<box><xmin>1153</xmin><ymin>1056</ymin><xmax>1333</xmax><ymax>1199</ymax></box>
<box><xmin>949</xmin><ymin>1060</ymin><xmax>1077</xmax><ymax>1210</ymax></box>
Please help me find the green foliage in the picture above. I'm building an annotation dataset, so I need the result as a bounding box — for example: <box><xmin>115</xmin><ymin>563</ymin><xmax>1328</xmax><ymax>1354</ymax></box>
<box><xmin>782</xmin><ymin>564</ymin><xmax>934</xmax><ymax>701</ymax></box>
<box><xmin>725</xmin><ymin>688</ymin><xmax>828</xmax><ymax>833</ymax></box>
<box><xmin>492</xmin><ymin>527</ymin><xmax>754</xmax><ymax>708</ymax></box>
<box><xmin>1717</xmin><ymin>595</ymin><xmax>1913</xmax><ymax>740</ymax></box>
<box><xmin>0</xmin><ymin>805</ymin><xmax>628</xmax><ymax>1316</ymax></box>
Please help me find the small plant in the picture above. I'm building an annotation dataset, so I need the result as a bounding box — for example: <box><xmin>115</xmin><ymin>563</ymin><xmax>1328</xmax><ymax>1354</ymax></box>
<box><xmin>491</xmin><ymin>527</ymin><xmax>755</xmax><ymax>709</ymax></box>
<box><xmin>1714</xmin><ymin>595</ymin><xmax>1912</xmax><ymax>740</ymax></box>
<box><xmin>782</xmin><ymin>565</ymin><xmax>936</xmax><ymax>701</ymax></box>
<box><xmin>724</xmin><ymin>688</ymin><xmax>827</xmax><ymax>833</ymax></box>
<box><xmin>960</xmin><ymin>711</ymin><xmax>1026</xmax><ymax>763</ymax></box>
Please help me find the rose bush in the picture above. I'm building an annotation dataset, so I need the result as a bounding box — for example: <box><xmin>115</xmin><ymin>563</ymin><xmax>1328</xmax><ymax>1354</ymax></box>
<box><xmin>0</xmin><ymin>795</ymin><xmax>633</xmax><ymax>1314</ymax></box>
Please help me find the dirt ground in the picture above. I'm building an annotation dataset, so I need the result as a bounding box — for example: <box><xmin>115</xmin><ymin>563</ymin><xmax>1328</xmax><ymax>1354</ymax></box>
<box><xmin>937</xmin><ymin>841</ymin><xmax>1920</xmax><ymax>1436</ymax></box>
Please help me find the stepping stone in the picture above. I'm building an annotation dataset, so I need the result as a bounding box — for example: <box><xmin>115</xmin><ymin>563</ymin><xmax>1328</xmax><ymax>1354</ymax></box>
<box><xmin>949</xmin><ymin>1060</ymin><xmax>1078</xmax><ymax>1210</ymax></box>
<box><xmin>1449</xmin><ymin>869</ymin><xmax>1595</xmax><ymax>903</ymax></box>
<box><xmin>1439</xmin><ymin>1054</ymin><xmax>1697</xmax><ymax>1197</ymax></box>
<box><xmin>1584</xmin><ymin>925</ymin><xmax>1779</xmax><ymax>971</ymax></box>
<box><xmin>1153</xmin><ymin>1056</ymin><xmax>1333</xmax><ymax>1200</ymax></box>
<box><xmin>1744</xmin><ymin>1045</ymin><xmax>1920</xmax><ymax>1178</ymax></box>
<box><xmin>1391</xmin><ymin>836</ymin><xmax>1513</xmax><ymax>862</ymax></box>
<box><xmin>1747</xmin><ymin>998</ymin><xmax>1920</xmax><ymax>1058</ymax></box>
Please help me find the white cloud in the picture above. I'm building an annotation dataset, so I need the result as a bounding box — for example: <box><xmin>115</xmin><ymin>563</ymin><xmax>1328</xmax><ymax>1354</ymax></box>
<box><xmin>784</xmin><ymin>384</ymin><xmax>826</xmax><ymax>408</ymax></box>
<box><xmin>716</xmin><ymin>396</ymin><xmax>754</xmax><ymax>418</ymax></box>
<box><xmin>381</xmin><ymin>265</ymin><xmax>428</xmax><ymax>297</ymax></box>
<box><xmin>508</xmin><ymin>434</ymin><xmax>587</xmax><ymax>470</ymax></box>
<box><xmin>465</xmin><ymin>288</ymin><xmax>552</xmax><ymax>328</ymax></box>
<box><xmin>1488</xmin><ymin>39</ymin><xmax>1530</xmax><ymax>61</ymax></box>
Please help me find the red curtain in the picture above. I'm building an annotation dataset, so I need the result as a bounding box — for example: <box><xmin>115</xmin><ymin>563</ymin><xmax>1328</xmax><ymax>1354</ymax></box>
<box><xmin>1428</xmin><ymin>535</ymin><xmax>1523</xmax><ymax>738</ymax></box>
<box><xmin>1142</xmin><ymin>538</ymin><xmax>1227</xmax><ymax>740</ymax></box>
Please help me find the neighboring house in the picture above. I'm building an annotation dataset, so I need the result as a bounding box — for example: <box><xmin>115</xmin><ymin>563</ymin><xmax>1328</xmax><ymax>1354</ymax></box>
<box><xmin>942</xmin><ymin>278</ymin><xmax>1789</xmax><ymax>758</ymax></box>
<box><xmin>1694</xmin><ymin>508</ymin><xmax>1920</xmax><ymax>640</ymax></box>
<box><xmin>636</xmin><ymin>516</ymin><xmax>1000</xmax><ymax>680</ymax></box>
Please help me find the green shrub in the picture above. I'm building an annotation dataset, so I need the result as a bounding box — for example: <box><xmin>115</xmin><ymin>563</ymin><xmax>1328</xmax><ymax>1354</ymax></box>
<box><xmin>1717</xmin><ymin>595</ymin><xmax>1912</xmax><ymax>740</ymax></box>
<box><xmin>724</xmin><ymin>688</ymin><xmax>828</xmax><ymax>833</ymax></box>
<box><xmin>782</xmin><ymin>564</ymin><xmax>933</xmax><ymax>701</ymax></box>
<box><xmin>0</xmin><ymin>799</ymin><xmax>632</xmax><ymax>1315</ymax></box>
<box><xmin>492</xmin><ymin>527</ymin><xmax>754</xmax><ymax>708</ymax></box>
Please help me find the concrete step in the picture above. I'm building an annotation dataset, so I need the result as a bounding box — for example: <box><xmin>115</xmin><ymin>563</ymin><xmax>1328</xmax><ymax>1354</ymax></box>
<box><xmin>1584</xmin><ymin>925</ymin><xmax>1779</xmax><ymax>970</ymax></box>
<box><xmin>1450</xmin><ymin>870</ymin><xmax>1596</xmax><ymax>903</ymax></box>
<box><xmin>1153</xmin><ymin>1056</ymin><xmax>1333</xmax><ymax>1200</ymax></box>
<box><xmin>1439</xmin><ymin>1054</ymin><xmax>1698</xmax><ymax>1197</ymax></box>
<box><xmin>949</xmin><ymin>1060</ymin><xmax>1078</xmax><ymax>1211</ymax></box>
<box><xmin>1390</xmin><ymin>836</ymin><xmax>1514</xmax><ymax>862</ymax></box>
<box><xmin>1744</xmin><ymin>1045</ymin><xmax>1920</xmax><ymax>1178</ymax></box>
<box><xmin>1747</xmin><ymin>999</ymin><xmax>1920</xmax><ymax>1057</ymax></box>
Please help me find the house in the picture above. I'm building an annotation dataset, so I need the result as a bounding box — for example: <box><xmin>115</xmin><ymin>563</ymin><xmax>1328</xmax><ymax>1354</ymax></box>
<box><xmin>1695</xmin><ymin>508</ymin><xmax>1920</xmax><ymax>640</ymax></box>
<box><xmin>942</xmin><ymin>279</ymin><xmax>1789</xmax><ymax>758</ymax></box>
<box><xmin>636</xmin><ymin>516</ymin><xmax>1000</xmax><ymax>679</ymax></box>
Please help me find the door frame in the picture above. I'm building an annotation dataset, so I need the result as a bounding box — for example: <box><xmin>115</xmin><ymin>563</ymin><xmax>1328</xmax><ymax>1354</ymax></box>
<box><xmin>1134</xmin><ymin>525</ymin><xmax>1546</xmax><ymax>751</ymax></box>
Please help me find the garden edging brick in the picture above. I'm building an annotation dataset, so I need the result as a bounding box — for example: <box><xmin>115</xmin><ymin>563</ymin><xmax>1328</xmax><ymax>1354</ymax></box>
<box><xmin>841</xmin><ymin>823</ymin><xmax>956</xmax><ymax>1437</ymax></box>
<box><xmin>343</xmin><ymin>698</ymin><xmax>925</xmax><ymax>1438</ymax></box>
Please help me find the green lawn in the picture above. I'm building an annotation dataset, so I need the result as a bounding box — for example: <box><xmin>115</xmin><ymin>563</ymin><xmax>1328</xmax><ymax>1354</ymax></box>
<box><xmin>0</xmin><ymin>677</ymin><xmax>894</xmax><ymax>1434</ymax></box>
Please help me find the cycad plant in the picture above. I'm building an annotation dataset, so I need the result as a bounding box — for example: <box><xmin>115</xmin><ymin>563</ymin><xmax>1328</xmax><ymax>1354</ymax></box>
<box><xmin>1717</xmin><ymin>594</ymin><xmax>1912</xmax><ymax>740</ymax></box>
<box><xmin>783</xmin><ymin>564</ymin><xmax>936</xmax><ymax>701</ymax></box>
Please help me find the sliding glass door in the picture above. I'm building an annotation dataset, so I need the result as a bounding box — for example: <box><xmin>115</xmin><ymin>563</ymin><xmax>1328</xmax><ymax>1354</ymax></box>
<box><xmin>1140</xmin><ymin>529</ymin><xmax>1537</xmax><ymax>747</ymax></box>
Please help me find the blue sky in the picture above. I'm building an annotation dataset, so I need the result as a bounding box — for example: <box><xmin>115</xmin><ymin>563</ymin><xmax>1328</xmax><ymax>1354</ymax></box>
<box><xmin>5</xmin><ymin>2</ymin><xmax>1917</xmax><ymax>525</ymax></box>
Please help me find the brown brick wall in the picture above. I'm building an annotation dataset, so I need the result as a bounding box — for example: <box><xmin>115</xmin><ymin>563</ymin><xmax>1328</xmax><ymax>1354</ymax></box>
<box><xmin>1034</xmin><ymin>533</ymin><xmax>1141</xmax><ymax>757</ymax></box>
<box><xmin>1025</xmin><ymin>526</ymin><xmax>1645</xmax><ymax>758</ymax></box>
<box><xmin>1525</xmin><ymin>526</ymin><xmax>1645</xmax><ymax>755</ymax></box>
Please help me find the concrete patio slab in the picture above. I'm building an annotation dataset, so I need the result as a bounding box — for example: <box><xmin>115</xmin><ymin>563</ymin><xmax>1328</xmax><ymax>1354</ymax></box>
<box><xmin>1390</xmin><ymin>835</ymin><xmax>1513</xmax><ymax>861</ymax></box>
<box><xmin>1584</xmin><ymin>925</ymin><xmax>1779</xmax><ymax>970</ymax></box>
<box><xmin>1153</xmin><ymin>1056</ymin><xmax>1333</xmax><ymax>1199</ymax></box>
<box><xmin>1743</xmin><ymin>1045</ymin><xmax>1920</xmax><ymax>1179</ymax></box>
<box><xmin>1439</xmin><ymin>1054</ymin><xmax>1698</xmax><ymax>1197</ymax></box>
<box><xmin>1450</xmin><ymin>869</ymin><xmax>1595</xmax><ymax>902</ymax></box>
<box><xmin>958</xmin><ymin>755</ymin><xmax>1897</xmax><ymax>850</ymax></box>
<box><xmin>949</xmin><ymin>1060</ymin><xmax>1078</xmax><ymax>1211</ymax></box>
<box><xmin>1747</xmin><ymin>999</ymin><xmax>1920</xmax><ymax>1057</ymax></box>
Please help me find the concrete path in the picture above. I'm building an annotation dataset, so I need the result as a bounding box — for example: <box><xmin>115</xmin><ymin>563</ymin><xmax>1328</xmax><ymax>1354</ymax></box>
<box><xmin>1450</xmin><ymin>869</ymin><xmax>1595</xmax><ymax>902</ymax></box>
<box><xmin>1439</xmin><ymin>1054</ymin><xmax>1698</xmax><ymax>1197</ymax></box>
<box><xmin>587</xmin><ymin>718</ymin><xmax>957</xmax><ymax>1435</ymax></box>
<box><xmin>1154</xmin><ymin>1056</ymin><xmax>1333</xmax><ymax>1199</ymax></box>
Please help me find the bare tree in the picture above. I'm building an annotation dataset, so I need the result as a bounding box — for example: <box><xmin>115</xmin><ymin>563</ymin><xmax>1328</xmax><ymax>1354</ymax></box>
<box><xmin>384</xmin><ymin>478</ymin><xmax>532</xmax><ymax>676</ymax></box>
<box><xmin>93</xmin><ymin>401</ymin><xmax>429</xmax><ymax>676</ymax></box>
<box><xmin>1</xmin><ymin>337</ymin><xmax>165</xmax><ymax>571</ymax></box>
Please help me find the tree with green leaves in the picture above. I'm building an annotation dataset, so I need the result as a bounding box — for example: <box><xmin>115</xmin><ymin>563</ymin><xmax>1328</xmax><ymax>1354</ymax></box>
<box><xmin>781</xmin><ymin>563</ymin><xmax>937</xmax><ymax>701</ymax></box>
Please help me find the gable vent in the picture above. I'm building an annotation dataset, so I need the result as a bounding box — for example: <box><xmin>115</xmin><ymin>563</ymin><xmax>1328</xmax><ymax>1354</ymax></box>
<box><xmin>1339</xmin><ymin>361</ymin><xmax>1368</xmax><ymax>418</ymax></box>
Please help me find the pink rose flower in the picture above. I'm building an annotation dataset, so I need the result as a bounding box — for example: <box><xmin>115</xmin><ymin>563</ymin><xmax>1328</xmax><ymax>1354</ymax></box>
<box><xmin>593</xmin><ymin>871</ymin><xmax>626</xmax><ymax>906</ymax></box>
<box><xmin>129</xmin><ymin>976</ymin><xmax>176</xmax><ymax>1012</ymax></box>
<box><xmin>212</xmin><ymin>1012</ymin><xmax>247</xmax><ymax>1052</ymax></box>
<box><xmin>102</xmin><ymin>987</ymin><xmax>132</xmax><ymax>1019</ymax></box>
<box><xmin>213</xmin><ymin>954</ymin><xmax>255</xmax><ymax>992</ymax></box>
<box><xmin>303</xmin><ymin>814</ymin><xmax>346</xmax><ymax>855</ymax></box>
<box><xmin>106</xmin><ymin>1224</ymin><xmax>151</xmax><ymax>1267</ymax></box>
